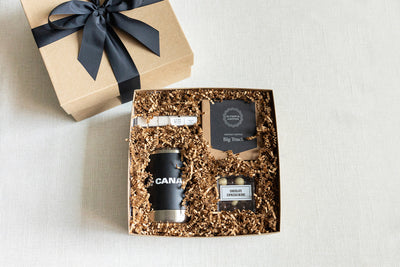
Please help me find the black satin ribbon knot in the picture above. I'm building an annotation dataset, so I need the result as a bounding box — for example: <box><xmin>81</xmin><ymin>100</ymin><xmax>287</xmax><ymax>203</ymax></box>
<box><xmin>32</xmin><ymin>0</ymin><xmax>163</xmax><ymax>103</ymax></box>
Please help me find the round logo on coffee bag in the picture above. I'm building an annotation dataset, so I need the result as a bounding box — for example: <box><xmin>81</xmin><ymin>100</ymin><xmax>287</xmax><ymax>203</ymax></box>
<box><xmin>223</xmin><ymin>107</ymin><xmax>243</xmax><ymax>128</ymax></box>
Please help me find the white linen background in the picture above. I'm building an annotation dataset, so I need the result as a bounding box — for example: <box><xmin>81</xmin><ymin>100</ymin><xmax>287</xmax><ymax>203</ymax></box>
<box><xmin>1</xmin><ymin>0</ymin><xmax>399</xmax><ymax>266</ymax></box>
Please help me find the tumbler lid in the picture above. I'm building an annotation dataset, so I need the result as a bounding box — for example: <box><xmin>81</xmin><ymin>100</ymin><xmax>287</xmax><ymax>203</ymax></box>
<box><xmin>152</xmin><ymin>148</ymin><xmax>180</xmax><ymax>154</ymax></box>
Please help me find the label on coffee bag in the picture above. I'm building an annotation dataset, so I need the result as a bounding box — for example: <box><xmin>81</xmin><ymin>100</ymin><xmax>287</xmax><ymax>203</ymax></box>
<box><xmin>210</xmin><ymin>100</ymin><xmax>257</xmax><ymax>154</ymax></box>
<box><xmin>219</xmin><ymin>185</ymin><xmax>252</xmax><ymax>201</ymax></box>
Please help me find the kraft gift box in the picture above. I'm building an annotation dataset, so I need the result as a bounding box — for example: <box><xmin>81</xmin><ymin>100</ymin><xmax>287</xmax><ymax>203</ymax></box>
<box><xmin>128</xmin><ymin>88</ymin><xmax>281</xmax><ymax>237</ymax></box>
<box><xmin>20</xmin><ymin>0</ymin><xmax>193</xmax><ymax>121</ymax></box>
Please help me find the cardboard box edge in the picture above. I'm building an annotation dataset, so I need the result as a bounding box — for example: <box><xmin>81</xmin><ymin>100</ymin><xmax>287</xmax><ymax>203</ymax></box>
<box><xmin>127</xmin><ymin>88</ymin><xmax>281</xmax><ymax>236</ymax></box>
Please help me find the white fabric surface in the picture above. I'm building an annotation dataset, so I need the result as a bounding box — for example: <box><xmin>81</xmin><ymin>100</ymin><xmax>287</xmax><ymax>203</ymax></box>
<box><xmin>1</xmin><ymin>0</ymin><xmax>399</xmax><ymax>266</ymax></box>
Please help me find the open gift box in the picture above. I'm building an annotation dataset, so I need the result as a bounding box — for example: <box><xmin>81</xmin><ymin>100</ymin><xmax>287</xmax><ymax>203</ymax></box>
<box><xmin>20</xmin><ymin>0</ymin><xmax>193</xmax><ymax>121</ymax></box>
<box><xmin>128</xmin><ymin>88</ymin><xmax>281</xmax><ymax>237</ymax></box>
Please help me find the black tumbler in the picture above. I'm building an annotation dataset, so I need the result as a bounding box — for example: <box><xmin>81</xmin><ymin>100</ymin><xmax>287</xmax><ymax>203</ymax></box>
<box><xmin>146</xmin><ymin>148</ymin><xmax>187</xmax><ymax>223</ymax></box>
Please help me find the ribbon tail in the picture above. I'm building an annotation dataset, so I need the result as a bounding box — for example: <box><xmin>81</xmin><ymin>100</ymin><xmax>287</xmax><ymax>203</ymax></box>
<box><xmin>106</xmin><ymin>0</ymin><xmax>164</xmax><ymax>12</ymax></box>
<box><xmin>78</xmin><ymin>14</ymin><xmax>107</xmax><ymax>80</ymax></box>
<box><xmin>104</xmin><ymin>25</ymin><xmax>140</xmax><ymax>103</ymax></box>
<box><xmin>110</xmin><ymin>12</ymin><xmax>160</xmax><ymax>56</ymax></box>
<box><xmin>137</xmin><ymin>0</ymin><xmax>165</xmax><ymax>8</ymax></box>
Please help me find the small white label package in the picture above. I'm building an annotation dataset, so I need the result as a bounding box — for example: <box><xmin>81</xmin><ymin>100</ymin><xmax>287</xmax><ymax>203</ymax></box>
<box><xmin>135</xmin><ymin>116</ymin><xmax>198</xmax><ymax>127</ymax></box>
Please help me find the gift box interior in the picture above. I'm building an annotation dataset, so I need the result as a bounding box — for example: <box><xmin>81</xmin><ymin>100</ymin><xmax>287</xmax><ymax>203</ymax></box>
<box><xmin>128</xmin><ymin>88</ymin><xmax>280</xmax><ymax>237</ymax></box>
<box><xmin>20</xmin><ymin>0</ymin><xmax>193</xmax><ymax>121</ymax></box>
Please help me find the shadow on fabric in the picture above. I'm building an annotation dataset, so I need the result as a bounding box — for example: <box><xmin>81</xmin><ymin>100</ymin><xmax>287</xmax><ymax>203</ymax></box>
<box><xmin>0</xmin><ymin>8</ymin><xmax>71</xmax><ymax>121</ymax></box>
<box><xmin>82</xmin><ymin>113</ymin><xmax>131</xmax><ymax>234</ymax></box>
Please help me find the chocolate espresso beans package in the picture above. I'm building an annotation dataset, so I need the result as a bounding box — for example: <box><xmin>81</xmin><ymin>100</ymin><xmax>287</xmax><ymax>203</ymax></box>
<box><xmin>128</xmin><ymin>88</ymin><xmax>280</xmax><ymax>237</ymax></box>
<box><xmin>217</xmin><ymin>176</ymin><xmax>255</xmax><ymax>212</ymax></box>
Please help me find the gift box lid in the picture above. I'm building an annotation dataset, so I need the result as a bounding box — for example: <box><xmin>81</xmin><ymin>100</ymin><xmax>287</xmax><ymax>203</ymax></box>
<box><xmin>20</xmin><ymin>0</ymin><xmax>193</xmax><ymax>117</ymax></box>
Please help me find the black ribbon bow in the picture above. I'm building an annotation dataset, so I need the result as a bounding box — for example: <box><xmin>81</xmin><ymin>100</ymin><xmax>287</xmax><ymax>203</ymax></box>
<box><xmin>32</xmin><ymin>0</ymin><xmax>163</xmax><ymax>103</ymax></box>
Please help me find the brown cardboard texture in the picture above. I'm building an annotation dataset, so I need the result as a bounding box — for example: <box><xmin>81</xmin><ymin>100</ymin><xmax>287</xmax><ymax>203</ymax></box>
<box><xmin>20</xmin><ymin>0</ymin><xmax>194</xmax><ymax>120</ymax></box>
<box><xmin>128</xmin><ymin>88</ymin><xmax>281</xmax><ymax>237</ymax></box>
